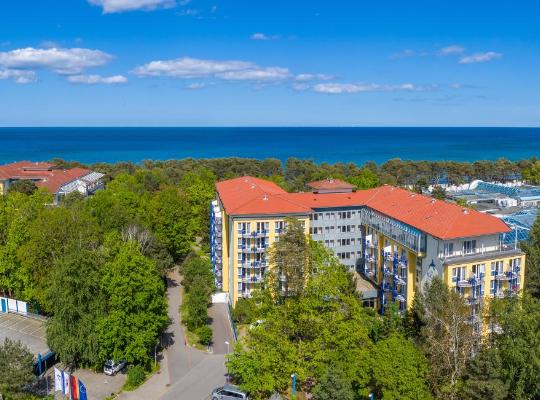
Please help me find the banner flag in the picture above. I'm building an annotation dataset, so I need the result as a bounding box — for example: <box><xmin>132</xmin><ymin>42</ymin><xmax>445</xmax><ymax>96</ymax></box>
<box><xmin>63</xmin><ymin>370</ymin><xmax>71</xmax><ymax>397</ymax></box>
<box><xmin>54</xmin><ymin>367</ymin><xmax>63</xmax><ymax>392</ymax></box>
<box><xmin>71</xmin><ymin>375</ymin><xmax>79</xmax><ymax>400</ymax></box>
<box><xmin>79</xmin><ymin>379</ymin><xmax>88</xmax><ymax>400</ymax></box>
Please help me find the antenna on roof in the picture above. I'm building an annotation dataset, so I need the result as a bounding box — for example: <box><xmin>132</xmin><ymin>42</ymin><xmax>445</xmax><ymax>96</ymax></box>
<box><xmin>262</xmin><ymin>194</ymin><xmax>268</xmax><ymax>201</ymax></box>
<box><xmin>250</xmin><ymin>184</ymin><xmax>256</xmax><ymax>189</ymax></box>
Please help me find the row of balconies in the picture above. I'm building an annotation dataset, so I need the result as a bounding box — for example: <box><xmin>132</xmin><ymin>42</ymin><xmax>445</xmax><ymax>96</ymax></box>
<box><xmin>238</xmin><ymin>274</ymin><xmax>265</xmax><ymax>283</ymax></box>
<box><xmin>239</xmin><ymin>245</ymin><xmax>267</xmax><ymax>253</ymax></box>
<box><xmin>238</xmin><ymin>230</ymin><xmax>271</xmax><ymax>238</ymax></box>
<box><xmin>240</xmin><ymin>260</ymin><xmax>268</xmax><ymax>268</ymax></box>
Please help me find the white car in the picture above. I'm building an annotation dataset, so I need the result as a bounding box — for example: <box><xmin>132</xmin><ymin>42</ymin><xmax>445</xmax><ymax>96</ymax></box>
<box><xmin>103</xmin><ymin>360</ymin><xmax>127</xmax><ymax>376</ymax></box>
<box><xmin>211</xmin><ymin>385</ymin><xmax>249</xmax><ymax>400</ymax></box>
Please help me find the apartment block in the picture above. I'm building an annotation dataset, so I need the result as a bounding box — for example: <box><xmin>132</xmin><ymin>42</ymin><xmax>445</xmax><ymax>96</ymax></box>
<box><xmin>211</xmin><ymin>176</ymin><xmax>525</xmax><ymax>319</ymax></box>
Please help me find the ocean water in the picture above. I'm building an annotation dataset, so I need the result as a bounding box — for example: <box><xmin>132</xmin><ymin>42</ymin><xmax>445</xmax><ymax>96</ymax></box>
<box><xmin>1</xmin><ymin>127</ymin><xmax>539</xmax><ymax>165</ymax></box>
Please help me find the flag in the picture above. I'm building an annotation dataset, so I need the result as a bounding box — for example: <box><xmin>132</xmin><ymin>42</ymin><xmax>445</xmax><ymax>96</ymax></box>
<box><xmin>54</xmin><ymin>368</ymin><xmax>63</xmax><ymax>392</ymax></box>
<box><xmin>79</xmin><ymin>379</ymin><xmax>88</xmax><ymax>400</ymax></box>
<box><xmin>70</xmin><ymin>374</ymin><xmax>79</xmax><ymax>400</ymax></box>
<box><xmin>63</xmin><ymin>370</ymin><xmax>71</xmax><ymax>397</ymax></box>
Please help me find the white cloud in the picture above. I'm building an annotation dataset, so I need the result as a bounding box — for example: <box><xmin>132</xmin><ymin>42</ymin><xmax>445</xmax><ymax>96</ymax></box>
<box><xmin>216</xmin><ymin>67</ymin><xmax>290</xmax><ymax>81</ymax></box>
<box><xmin>0</xmin><ymin>69</ymin><xmax>37</xmax><ymax>84</ymax></box>
<box><xmin>439</xmin><ymin>45</ymin><xmax>465</xmax><ymax>55</ymax></box>
<box><xmin>133</xmin><ymin>57</ymin><xmax>254</xmax><ymax>78</ymax></box>
<box><xmin>133</xmin><ymin>56</ymin><xmax>291</xmax><ymax>82</ymax></box>
<box><xmin>67</xmin><ymin>74</ymin><xmax>128</xmax><ymax>84</ymax></box>
<box><xmin>459</xmin><ymin>52</ymin><xmax>502</xmax><ymax>64</ymax></box>
<box><xmin>0</xmin><ymin>47</ymin><xmax>112</xmax><ymax>74</ymax></box>
<box><xmin>295</xmin><ymin>73</ymin><xmax>333</xmax><ymax>81</ymax></box>
<box><xmin>186</xmin><ymin>82</ymin><xmax>213</xmax><ymax>89</ymax></box>
<box><xmin>88</xmin><ymin>0</ymin><xmax>176</xmax><ymax>13</ymax></box>
<box><xmin>313</xmin><ymin>82</ymin><xmax>429</xmax><ymax>94</ymax></box>
<box><xmin>250</xmin><ymin>33</ymin><xmax>281</xmax><ymax>41</ymax></box>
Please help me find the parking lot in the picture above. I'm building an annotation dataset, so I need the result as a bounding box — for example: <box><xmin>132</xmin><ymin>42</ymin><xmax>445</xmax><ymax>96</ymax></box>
<box><xmin>0</xmin><ymin>312</ymin><xmax>49</xmax><ymax>356</ymax></box>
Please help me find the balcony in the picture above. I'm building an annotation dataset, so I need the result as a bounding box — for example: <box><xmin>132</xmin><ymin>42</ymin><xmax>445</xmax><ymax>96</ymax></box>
<box><xmin>241</xmin><ymin>261</ymin><xmax>252</xmax><ymax>268</ymax></box>
<box><xmin>494</xmin><ymin>272</ymin><xmax>510</xmax><ymax>281</ymax></box>
<box><xmin>252</xmin><ymin>230</ymin><xmax>269</xmax><ymax>238</ymax></box>
<box><xmin>398</xmin><ymin>259</ymin><xmax>407</xmax><ymax>268</ymax></box>
<box><xmin>394</xmin><ymin>275</ymin><xmax>407</xmax><ymax>285</ymax></box>
<box><xmin>383</xmin><ymin>267</ymin><xmax>393</xmax><ymax>277</ymax></box>
<box><xmin>384</xmin><ymin>253</ymin><xmax>394</xmax><ymax>262</ymax></box>
<box><xmin>442</xmin><ymin>247</ymin><xmax>523</xmax><ymax>265</ymax></box>
<box><xmin>365</xmin><ymin>254</ymin><xmax>376</xmax><ymax>263</ymax></box>
<box><xmin>366</xmin><ymin>241</ymin><xmax>376</xmax><ymax>249</ymax></box>
<box><xmin>455</xmin><ymin>278</ymin><xmax>472</xmax><ymax>288</ymax></box>
<box><xmin>254</xmin><ymin>246</ymin><xmax>267</xmax><ymax>253</ymax></box>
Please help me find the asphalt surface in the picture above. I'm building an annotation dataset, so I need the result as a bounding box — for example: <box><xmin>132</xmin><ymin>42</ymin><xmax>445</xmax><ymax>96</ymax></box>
<box><xmin>0</xmin><ymin>312</ymin><xmax>49</xmax><ymax>356</ymax></box>
<box><xmin>209</xmin><ymin>302</ymin><xmax>235</xmax><ymax>355</ymax></box>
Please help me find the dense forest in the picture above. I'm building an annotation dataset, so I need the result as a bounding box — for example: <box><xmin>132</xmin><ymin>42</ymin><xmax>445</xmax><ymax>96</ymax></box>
<box><xmin>1</xmin><ymin>155</ymin><xmax>539</xmax><ymax>399</ymax></box>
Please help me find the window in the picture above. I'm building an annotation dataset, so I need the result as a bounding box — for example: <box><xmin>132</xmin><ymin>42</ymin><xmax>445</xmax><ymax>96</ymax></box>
<box><xmin>510</xmin><ymin>257</ymin><xmax>521</xmax><ymax>269</ymax></box>
<box><xmin>275</xmin><ymin>221</ymin><xmax>284</xmax><ymax>233</ymax></box>
<box><xmin>237</xmin><ymin>222</ymin><xmax>250</xmax><ymax>234</ymax></box>
<box><xmin>256</xmin><ymin>222</ymin><xmax>268</xmax><ymax>233</ymax></box>
<box><xmin>443</xmin><ymin>242</ymin><xmax>454</xmax><ymax>257</ymax></box>
<box><xmin>313</xmin><ymin>213</ymin><xmax>318</xmax><ymax>221</ymax></box>
<box><xmin>491</xmin><ymin>261</ymin><xmax>503</xmax><ymax>276</ymax></box>
<box><xmin>472</xmin><ymin>263</ymin><xmax>485</xmax><ymax>277</ymax></box>
<box><xmin>452</xmin><ymin>266</ymin><xmax>466</xmax><ymax>281</ymax></box>
<box><xmin>325</xmin><ymin>212</ymin><xmax>331</xmax><ymax>219</ymax></box>
<box><xmin>463</xmin><ymin>240</ymin><xmax>476</xmax><ymax>254</ymax></box>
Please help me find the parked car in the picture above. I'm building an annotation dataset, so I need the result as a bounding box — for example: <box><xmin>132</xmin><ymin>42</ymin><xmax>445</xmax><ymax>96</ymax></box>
<box><xmin>211</xmin><ymin>385</ymin><xmax>249</xmax><ymax>400</ymax></box>
<box><xmin>103</xmin><ymin>360</ymin><xmax>127</xmax><ymax>376</ymax></box>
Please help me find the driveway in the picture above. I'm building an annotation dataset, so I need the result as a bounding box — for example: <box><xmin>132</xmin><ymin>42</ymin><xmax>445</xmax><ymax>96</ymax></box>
<box><xmin>118</xmin><ymin>268</ymin><xmax>229</xmax><ymax>400</ymax></box>
<box><xmin>0</xmin><ymin>313</ymin><xmax>48</xmax><ymax>356</ymax></box>
<box><xmin>209</xmin><ymin>302</ymin><xmax>235</xmax><ymax>355</ymax></box>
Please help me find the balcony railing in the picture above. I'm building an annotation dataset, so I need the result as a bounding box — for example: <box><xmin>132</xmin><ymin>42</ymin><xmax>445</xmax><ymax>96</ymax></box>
<box><xmin>441</xmin><ymin>247</ymin><xmax>523</xmax><ymax>264</ymax></box>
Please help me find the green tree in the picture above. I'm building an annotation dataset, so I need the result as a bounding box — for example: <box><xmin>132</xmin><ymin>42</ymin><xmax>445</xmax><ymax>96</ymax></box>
<box><xmin>18</xmin><ymin>206</ymin><xmax>100</xmax><ymax>312</ymax></box>
<box><xmin>46</xmin><ymin>249</ymin><xmax>105</xmax><ymax>367</ymax></box>
<box><xmin>419</xmin><ymin>278</ymin><xmax>475</xmax><ymax>400</ymax></box>
<box><xmin>523</xmin><ymin>213</ymin><xmax>540</xmax><ymax>298</ymax></box>
<box><xmin>521</xmin><ymin>160</ymin><xmax>540</xmax><ymax>185</ymax></box>
<box><xmin>312</xmin><ymin>364</ymin><xmax>354</xmax><ymax>400</ymax></box>
<box><xmin>348</xmin><ymin>167</ymin><xmax>379</xmax><ymax>190</ymax></box>
<box><xmin>431</xmin><ymin>185</ymin><xmax>447</xmax><ymax>200</ymax></box>
<box><xmin>97</xmin><ymin>241</ymin><xmax>168</xmax><ymax>366</ymax></box>
<box><xmin>488</xmin><ymin>294</ymin><xmax>540</xmax><ymax>399</ymax></box>
<box><xmin>268</xmin><ymin>218</ymin><xmax>312</xmax><ymax>299</ymax></box>
<box><xmin>369</xmin><ymin>334</ymin><xmax>432</xmax><ymax>400</ymax></box>
<box><xmin>0</xmin><ymin>338</ymin><xmax>35</xmax><ymax>394</ymax></box>
<box><xmin>461</xmin><ymin>348</ymin><xmax>508</xmax><ymax>400</ymax></box>
<box><xmin>0</xmin><ymin>191</ymin><xmax>48</xmax><ymax>299</ymax></box>
<box><xmin>148</xmin><ymin>187</ymin><xmax>194</xmax><ymax>261</ymax></box>
<box><xmin>8</xmin><ymin>180</ymin><xmax>38</xmax><ymax>195</ymax></box>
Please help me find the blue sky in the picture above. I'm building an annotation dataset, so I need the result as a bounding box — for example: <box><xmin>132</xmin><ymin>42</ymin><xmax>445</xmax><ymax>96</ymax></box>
<box><xmin>0</xmin><ymin>0</ymin><xmax>539</xmax><ymax>126</ymax></box>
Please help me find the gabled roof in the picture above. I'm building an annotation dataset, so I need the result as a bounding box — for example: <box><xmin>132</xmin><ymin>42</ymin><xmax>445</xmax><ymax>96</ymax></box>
<box><xmin>216</xmin><ymin>176</ymin><xmax>511</xmax><ymax>239</ymax></box>
<box><xmin>307</xmin><ymin>178</ymin><xmax>355</xmax><ymax>192</ymax></box>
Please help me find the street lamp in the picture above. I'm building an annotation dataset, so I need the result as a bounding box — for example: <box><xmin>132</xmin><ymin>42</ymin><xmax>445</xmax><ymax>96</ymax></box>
<box><xmin>225</xmin><ymin>341</ymin><xmax>230</xmax><ymax>354</ymax></box>
<box><xmin>291</xmin><ymin>373</ymin><xmax>296</xmax><ymax>400</ymax></box>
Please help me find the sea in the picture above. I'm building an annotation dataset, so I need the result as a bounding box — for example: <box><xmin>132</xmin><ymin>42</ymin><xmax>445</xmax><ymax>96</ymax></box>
<box><xmin>1</xmin><ymin>127</ymin><xmax>539</xmax><ymax>165</ymax></box>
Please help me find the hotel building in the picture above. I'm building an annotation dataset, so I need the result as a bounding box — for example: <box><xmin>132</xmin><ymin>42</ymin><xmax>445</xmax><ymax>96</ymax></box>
<box><xmin>211</xmin><ymin>176</ymin><xmax>525</xmax><ymax>324</ymax></box>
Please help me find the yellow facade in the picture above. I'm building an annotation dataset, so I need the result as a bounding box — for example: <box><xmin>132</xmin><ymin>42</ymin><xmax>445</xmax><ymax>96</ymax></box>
<box><xmin>443</xmin><ymin>254</ymin><xmax>525</xmax><ymax>300</ymax></box>
<box><xmin>226</xmin><ymin>215</ymin><xmax>310</xmax><ymax>305</ymax></box>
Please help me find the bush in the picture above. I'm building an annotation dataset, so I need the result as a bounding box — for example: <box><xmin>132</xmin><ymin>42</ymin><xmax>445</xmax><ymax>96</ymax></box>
<box><xmin>232</xmin><ymin>298</ymin><xmax>258</xmax><ymax>324</ymax></box>
<box><xmin>196</xmin><ymin>325</ymin><xmax>213</xmax><ymax>346</ymax></box>
<box><xmin>124</xmin><ymin>365</ymin><xmax>146</xmax><ymax>390</ymax></box>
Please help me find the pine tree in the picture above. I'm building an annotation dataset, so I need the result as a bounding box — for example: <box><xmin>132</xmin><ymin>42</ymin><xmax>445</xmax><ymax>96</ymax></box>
<box><xmin>523</xmin><ymin>214</ymin><xmax>540</xmax><ymax>298</ymax></box>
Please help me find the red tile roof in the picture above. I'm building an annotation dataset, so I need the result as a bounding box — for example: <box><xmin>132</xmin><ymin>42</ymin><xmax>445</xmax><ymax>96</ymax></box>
<box><xmin>361</xmin><ymin>186</ymin><xmax>511</xmax><ymax>240</ymax></box>
<box><xmin>35</xmin><ymin>167</ymin><xmax>93</xmax><ymax>193</ymax></box>
<box><xmin>216</xmin><ymin>176</ymin><xmax>311</xmax><ymax>216</ymax></box>
<box><xmin>0</xmin><ymin>161</ymin><xmax>92</xmax><ymax>194</ymax></box>
<box><xmin>307</xmin><ymin>178</ymin><xmax>355</xmax><ymax>191</ymax></box>
<box><xmin>216</xmin><ymin>176</ymin><xmax>511</xmax><ymax>239</ymax></box>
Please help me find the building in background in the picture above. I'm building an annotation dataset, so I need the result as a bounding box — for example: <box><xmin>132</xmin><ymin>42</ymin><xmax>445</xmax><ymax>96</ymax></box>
<box><xmin>211</xmin><ymin>176</ymin><xmax>525</xmax><ymax>330</ymax></box>
<box><xmin>0</xmin><ymin>161</ymin><xmax>104</xmax><ymax>204</ymax></box>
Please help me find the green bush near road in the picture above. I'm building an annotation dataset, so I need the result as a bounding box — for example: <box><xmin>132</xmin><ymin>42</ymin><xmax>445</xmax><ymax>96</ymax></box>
<box><xmin>124</xmin><ymin>365</ymin><xmax>147</xmax><ymax>391</ymax></box>
<box><xmin>196</xmin><ymin>325</ymin><xmax>213</xmax><ymax>346</ymax></box>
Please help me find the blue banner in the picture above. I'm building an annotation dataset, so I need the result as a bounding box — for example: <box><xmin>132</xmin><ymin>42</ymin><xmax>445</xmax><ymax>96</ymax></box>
<box><xmin>79</xmin><ymin>379</ymin><xmax>87</xmax><ymax>400</ymax></box>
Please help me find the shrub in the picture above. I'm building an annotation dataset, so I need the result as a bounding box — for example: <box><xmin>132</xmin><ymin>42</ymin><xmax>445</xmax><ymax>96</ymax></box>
<box><xmin>196</xmin><ymin>325</ymin><xmax>213</xmax><ymax>346</ymax></box>
<box><xmin>232</xmin><ymin>298</ymin><xmax>258</xmax><ymax>324</ymax></box>
<box><xmin>124</xmin><ymin>365</ymin><xmax>146</xmax><ymax>390</ymax></box>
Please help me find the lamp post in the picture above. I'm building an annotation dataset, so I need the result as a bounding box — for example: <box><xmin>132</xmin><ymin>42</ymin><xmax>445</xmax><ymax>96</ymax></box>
<box><xmin>225</xmin><ymin>341</ymin><xmax>230</xmax><ymax>354</ymax></box>
<box><xmin>291</xmin><ymin>373</ymin><xmax>296</xmax><ymax>400</ymax></box>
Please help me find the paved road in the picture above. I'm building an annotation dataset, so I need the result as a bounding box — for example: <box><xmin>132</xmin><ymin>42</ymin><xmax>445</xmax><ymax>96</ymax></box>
<box><xmin>119</xmin><ymin>268</ymin><xmax>229</xmax><ymax>400</ymax></box>
<box><xmin>209</xmin><ymin>303</ymin><xmax>235</xmax><ymax>355</ymax></box>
